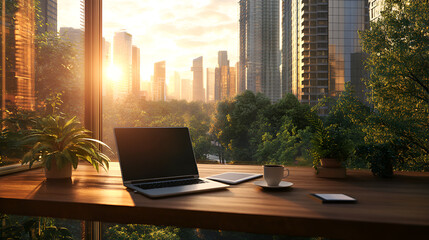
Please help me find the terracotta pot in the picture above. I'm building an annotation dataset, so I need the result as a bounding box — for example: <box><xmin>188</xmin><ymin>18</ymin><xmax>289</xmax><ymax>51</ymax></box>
<box><xmin>44</xmin><ymin>160</ymin><xmax>72</xmax><ymax>179</ymax></box>
<box><xmin>320</xmin><ymin>158</ymin><xmax>342</xmax><ymax>168</ymax></box>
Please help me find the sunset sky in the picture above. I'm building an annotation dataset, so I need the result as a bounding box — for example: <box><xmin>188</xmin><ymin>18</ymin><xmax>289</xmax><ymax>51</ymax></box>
<box><xmin>58</xmin><ymin>0</ymin><xmax>239</xmax><ymax>84</ymax></box>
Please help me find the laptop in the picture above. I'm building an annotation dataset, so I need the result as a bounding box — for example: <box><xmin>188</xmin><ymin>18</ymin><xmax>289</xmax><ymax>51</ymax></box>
<box><xmin>114</xmin><ymin>127</ymin><xmax>229</xmax><ymax>198</ymax></box>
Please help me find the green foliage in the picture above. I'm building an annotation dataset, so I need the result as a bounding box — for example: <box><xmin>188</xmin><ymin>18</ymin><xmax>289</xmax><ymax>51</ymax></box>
<box><xmin>0</xmin><ymin>109</ymin><xmax>37</xmax><ymax>162</ymax></box>
<box><xmin>210</xmin><ymin>91</ymin><xmax>271</xmax><ymax>163</ymax></box>
<box><xmin>359</xmin><ymin>0</ymin><xmax>429</xmax><ymax>169</ymax></box>
<box><xmin>256</xmin><ymin>118</ymin><xmax>312</xmax><ymax>165</ymax></box>
<box><xmin>211</xmin><ymin>91</ymin><xmax>314</xmax><ymax>165</ymax></box>
<box><xmin>104</xmin><ymin>224</ymin><xmax>180</xmax><ymax>240</ymax></box>
<box><xmin>22</xmin><ymin>115</ymin><xmax>111</xmax><ymax>171</ymax></box>
<box><xmin>307</xmin><ymin>112</ymin><xmax>354</xmax><ymax>170</ymax></box>
<box><xmin>0</xmin><ymin>215</ymin><xmax>73</xmax><ymax>240</ymax></box>
<box><xmin>35</xmin><ymin>32</ymin><xmax>83</xmax><ymax>119</ymax></box>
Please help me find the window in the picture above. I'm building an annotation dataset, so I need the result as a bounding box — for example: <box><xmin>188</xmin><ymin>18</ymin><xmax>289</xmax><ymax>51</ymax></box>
<box><xmin>0</xmin><ymin>0</ymin><xmax>84</xmax><ymax>172</ymax></box>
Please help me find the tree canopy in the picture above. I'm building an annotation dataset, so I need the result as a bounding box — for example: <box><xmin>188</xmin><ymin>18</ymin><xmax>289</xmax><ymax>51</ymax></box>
<box><xmin>359</xmin><ymin>0</ymin><xmax>429</xmax><ymax>170</ymax></box>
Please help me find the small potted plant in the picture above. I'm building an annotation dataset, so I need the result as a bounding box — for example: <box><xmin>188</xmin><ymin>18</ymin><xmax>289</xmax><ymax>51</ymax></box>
<box><xmin>22</xmin><ymin>115</ymin><xmax>111</xmax><ymax>180</ymax></box>
<box><xmin>308</xmin><ymin>115</ymin><xmax>353</xmax><ymax>178</ymax></box>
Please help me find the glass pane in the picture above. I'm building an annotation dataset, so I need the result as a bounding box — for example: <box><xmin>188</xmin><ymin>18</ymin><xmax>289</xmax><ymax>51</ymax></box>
<box><xmin>101</xmin><ymin>0</ymin><xmax>310</xmax><ymax>168</ymax></box>
<box><xmin>0</xmin><ymin>0</ymin><xmax>84</xmax><ymax>169</ymax></box>
<box><xmin>101</xmin><ymin>0</ymin><xmax>239</xmax><ymax>164</ymax></box>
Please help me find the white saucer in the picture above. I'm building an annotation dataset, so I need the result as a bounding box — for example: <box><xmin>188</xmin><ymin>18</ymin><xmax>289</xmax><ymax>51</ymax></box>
<box><xmin>254</xmin><ymin>180</ymin><xmax>293</xmax><ymax>189</ymax></box>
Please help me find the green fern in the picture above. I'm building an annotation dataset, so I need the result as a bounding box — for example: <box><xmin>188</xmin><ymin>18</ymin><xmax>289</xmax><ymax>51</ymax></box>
<box><xmin>22</xmin><ymin>116</ymin><xmax>112</xmax><ymax>171</ymax></box>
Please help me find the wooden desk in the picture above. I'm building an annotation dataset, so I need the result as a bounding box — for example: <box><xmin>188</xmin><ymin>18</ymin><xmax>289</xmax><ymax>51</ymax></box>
<box><xmin>0</xmin><ymin>163</ymin><xmax>428</xmax><ymax>240</ymax></box>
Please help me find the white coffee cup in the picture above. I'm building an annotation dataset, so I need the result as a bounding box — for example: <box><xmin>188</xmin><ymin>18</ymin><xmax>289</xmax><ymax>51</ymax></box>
<box><xmin>263</xmin><ymin>165</ymin><xmax>289</xmax><ymax>186</ymax></box>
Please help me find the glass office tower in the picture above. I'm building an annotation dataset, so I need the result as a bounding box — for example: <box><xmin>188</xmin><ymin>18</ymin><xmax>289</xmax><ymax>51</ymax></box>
<box><xmin>240</xmin><ymin>0</ymin><xmax>281</xmax><ymax>102</ymax></box>
<box><xmin>283</xmin><ymin>0</ymin><xmax>369</xmax><ymax>110</ymax></box>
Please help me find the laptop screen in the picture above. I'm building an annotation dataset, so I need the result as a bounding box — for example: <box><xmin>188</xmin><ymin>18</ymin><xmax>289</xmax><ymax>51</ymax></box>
<box><xmin>114</xmin><ymin>127</ymin><xmax>199</xmax><ymax>182</ymax></box>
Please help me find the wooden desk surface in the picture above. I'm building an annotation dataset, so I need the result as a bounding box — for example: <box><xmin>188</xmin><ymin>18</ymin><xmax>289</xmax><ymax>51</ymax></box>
<box><xmin>0</xmin><ymin>163</ymin><xmax>428</xmax><ymax>240</ymax></box>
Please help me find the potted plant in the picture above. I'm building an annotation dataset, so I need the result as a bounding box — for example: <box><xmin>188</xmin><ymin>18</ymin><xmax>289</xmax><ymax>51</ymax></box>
<box><xmin>308</xmin><ymin>115</ymin><xmax>353</xmax><ymax>178</ymax></box>
<box><xmin>22</xmin><ymin>115</ymin><xmax>111</xmax><ymax>180</ymax></box>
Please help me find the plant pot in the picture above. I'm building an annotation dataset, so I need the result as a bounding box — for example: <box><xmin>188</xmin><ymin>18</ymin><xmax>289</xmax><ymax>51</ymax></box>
<box><xmin>320</xmin><ymin>158</ymin><xmax>342</xmax><ymax>168</ymax></box>
<box><xmin>44</xmin><ymin>161</ymin><xmax>72</xmax><ymax>180</ymax></box>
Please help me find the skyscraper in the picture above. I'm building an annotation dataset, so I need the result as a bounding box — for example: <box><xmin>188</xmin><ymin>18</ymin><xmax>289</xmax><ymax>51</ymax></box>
<box><xmin>153</xmin><ymin>61</ymin><xmax>166</xmax><ymax>101</ymax></box>
<box><xmin>38</xmin><ymin>0</ymin><xmax>57</xmax><ymax>34</ymax></box>
<box><xmin>113</xmin><ymin>31</ymin><xmax>132</xmax><ymax>99</ymax></box>
<box><xmin>240</xmin><ymin>0</ymin><xmax>281</xmax><ymax>102</ymax></box>
<box><xmin>216</xmin><ymin>51</ymin><xmax>235</xmax><ymax>100</ymax></box>
<box><xmin>238</xmin><ymin>0</ymin><xmax>247</xmax><ymax>94</ymax></box>
<box><xmin>181</xmin><ymin>79</ymin><xmax>191</xmax><ymax>102</ymax></box>
<box><xmin>214</xmin><ymin>68</ymin><xmax>221</xmax><ymax>101</ymax></box>
<box><xmin>283</xmin><ymin>0</ymin><xmax>369</xmax><ymax>110</ymax></box>
<box><xmin>369</xmin><ymin>0</ymin><xmax>385</xmax><ymax>21</ymax></box>
<box><xmin>206</xmin><ymin>68</ymin><xmax>215</xmax><ymax>102</ymax></box>
<box><xmin>13</xmin><ymin>0</ymin><xmax>36</xmax><ymax>110</ymax></box>
<box><xmin>229</xmin><ymin>66</ymin><xmax>237</xmax><ymax>97</ymax></box>
<box><xmin>191</xmin><ymin>56</ymin><xmax>204</xmax><ymax>102</ymax></box>
<box><xmin>220</xmin><ymin>65</ymin><xmax>230</xmax><ymax>99</ymax></box>
<box><xmin>172</xmin><ymin>71</ymin><xmax>181</xmax><ymax>100</ymax></box>
<box><xmin>132</xmin><ymin>45</ymin><xmax>140</xmax><ymax>95</ymax></box>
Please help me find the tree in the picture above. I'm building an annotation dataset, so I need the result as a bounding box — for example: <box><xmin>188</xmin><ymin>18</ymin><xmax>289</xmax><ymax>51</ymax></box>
<box><xmin>256</xmin><ymin>117</ymin><xmax>312</xmax><ymax>165</ymax></box>
<box><xmin>104</xmin><ymin>224</ymin><xmax>180</xmax><ymax>240</ymax></box>
<box><xmin>359</xmin><ymin>0</ymin><xmax>429</xmax><ymax>170</ymax></box>
<box><xmin>35</xmin><ymin>32</ymin><xmax>83</xmax><ymax>119</ymax></box>
<box><xmin>210</xmin><ymin>91</ymin><xmax>271</xmax><ymax>163</ymax></box>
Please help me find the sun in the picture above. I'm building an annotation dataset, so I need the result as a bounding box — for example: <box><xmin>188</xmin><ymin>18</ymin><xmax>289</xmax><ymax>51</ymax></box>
<box><xmin>106</xmin><ymin>64</ymin><xmax>122</xmax><ymax>82</ymax></box>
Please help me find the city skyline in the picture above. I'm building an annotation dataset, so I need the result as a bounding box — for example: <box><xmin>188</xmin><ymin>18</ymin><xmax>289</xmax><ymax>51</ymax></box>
<box><xmin>58</xmin><ymin>0</ymin><xmax>239</xmax><ymax>84</ymax></box>
<box><xmin>56</xmin><ymin>0</ymin><xmax>371</xmax><ymax>106</ymax></box>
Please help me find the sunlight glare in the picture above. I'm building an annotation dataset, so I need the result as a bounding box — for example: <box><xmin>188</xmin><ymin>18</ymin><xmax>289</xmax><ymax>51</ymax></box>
<box><xmin>106</xmin><ymin>64</ymin><xmax>122</xmax><ymax>83</ymax></box>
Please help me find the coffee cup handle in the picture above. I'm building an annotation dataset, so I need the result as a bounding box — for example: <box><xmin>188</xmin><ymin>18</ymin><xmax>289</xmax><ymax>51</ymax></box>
<box><xmin>284</xmin><ymin>168</ymin><xmax>289</xmax><ymax>178</ymax></box>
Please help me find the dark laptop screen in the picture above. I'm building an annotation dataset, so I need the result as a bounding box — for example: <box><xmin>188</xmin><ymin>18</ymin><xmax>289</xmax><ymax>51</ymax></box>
<box><xmin>114</xmin><ymin>127</ymin><xmax>199</xmax><ymax>182</ymax></box>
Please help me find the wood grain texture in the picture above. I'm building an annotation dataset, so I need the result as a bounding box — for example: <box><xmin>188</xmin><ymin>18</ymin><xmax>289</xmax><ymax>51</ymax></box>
<box><xmin>0</xmin><ymin>163</ymin><xmax>428</xmax><ymax>240</ymax></box>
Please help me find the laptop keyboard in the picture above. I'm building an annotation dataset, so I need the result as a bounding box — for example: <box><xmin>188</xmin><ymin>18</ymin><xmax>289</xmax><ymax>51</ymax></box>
<box><xmin>136</xmin><ymin>178</ymin><xmax>206</xmax><ymax>190</ymax></box>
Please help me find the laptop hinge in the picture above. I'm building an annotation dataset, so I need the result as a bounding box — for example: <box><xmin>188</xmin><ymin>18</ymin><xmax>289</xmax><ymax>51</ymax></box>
<box><xmin>129</xmin><ymin>175</ymin><xmax>199</xmax><ymax>184</ymax></box>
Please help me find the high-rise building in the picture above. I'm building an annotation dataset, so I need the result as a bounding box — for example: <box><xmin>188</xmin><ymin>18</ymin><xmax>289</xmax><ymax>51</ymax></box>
<box><xmin>214</xmin><ymin>68</ymin><xmax>221</xmax><ymax>101</ymax></box>
<box><xmin>181</xmin><ymin>79</ymin><xmax>191</xmax><ymax>102</ymax></box>
<box><xmin>369</xmin><ymin>0</ymin><xmax>384</xmax><ymax>21</ymax></box>
<box><xmin>113</xmin><ymin>31</ymin><xmax>132</xmax><ymax>99</ymax></box>
<box><xmin>191</xmin><ymin>56</ymin><xmax>204</xmax><ymax>102</ymax></box>
<box><xmin>132</xmin><ymin>45</ymin><xmax>140</xmax><ymax>95</ymax></box>
<box><xmin>170</xmin><ymin>72</ymin><xmax>181</xmax><ymax>100</ymax></box>
<box><xmin>240</xmin><ymin>0</ymin><xmax>281</xmax><ymax>102</ymax></box>
<box><xmin>12</xmin><ymin>0</ymin><xmax>36</xmax><ymax>110</ymax></box>
<box><xmin>206</xmin><ymin>68</ymin><xmax>215</xmax><ymax>102</ymax></box>
<box><xmin>282</xmin><ymin>0</ymin><xmax>369</xmax><ymax>110</ymax></box>
<box><xmin>229</xmin><ymin>66</ymin><xmax>237</xmax><ymax>98</ymax></box>
<box><xmin>215</xmin><ymin>51</ymin><xmax>233</xmax><ymax>100</ymax></box>
<box><xmin>218</xmin><ymin>51</ymin><xmax>229</xmax><ymax>68</ymax></box>
<box><xmin>153</xmin><ymin>61</ymin><xmax>166</xmax><ymax>101</ymax></box>
<box><xmin>220</xmin><ymin>65</ymin><xmax>230</xmax><ymax>99</ymax></box>
<box><xmin>238</xmin><ymin>0</ymin><xmax>247</xmax><ymax>94</ymax></box>
<box><xmin>38</xmin><ymin>0</ymin><xmax>57</xmax><ymax>34</ymax></box>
